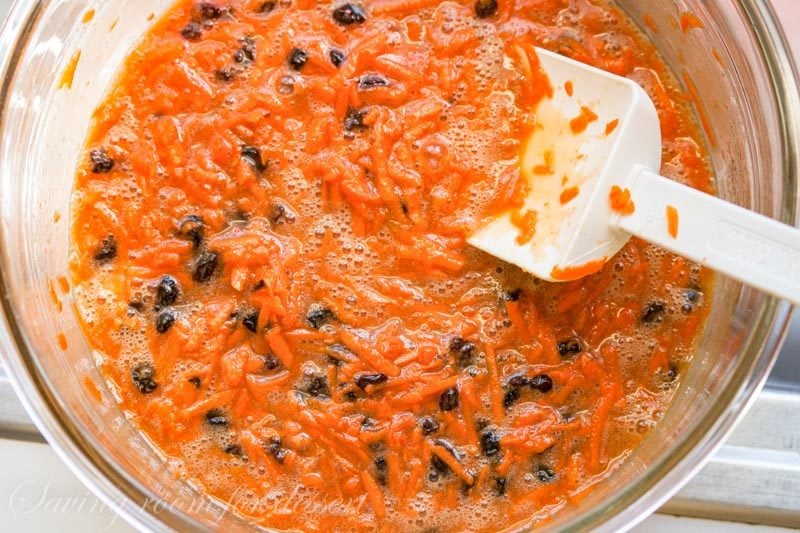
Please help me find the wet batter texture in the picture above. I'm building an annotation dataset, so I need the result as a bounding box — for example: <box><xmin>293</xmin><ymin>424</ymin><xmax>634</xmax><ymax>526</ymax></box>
<box><xmin>70</xmin><ymin>0</ymin><xmax>714</xmax><ymax>530</ymax></box>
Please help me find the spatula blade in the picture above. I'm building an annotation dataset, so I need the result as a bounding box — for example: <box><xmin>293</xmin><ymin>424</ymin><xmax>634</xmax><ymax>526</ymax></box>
<box><xmin>468</xmin><ymin>48</ymin><xmax>661</xmax><ymax>281</ymax></box>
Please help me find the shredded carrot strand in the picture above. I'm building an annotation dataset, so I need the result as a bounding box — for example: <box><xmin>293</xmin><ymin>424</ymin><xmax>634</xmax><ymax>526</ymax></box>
<box><xmin>666</xmin><ymin>205</ymin><xmax>679</xmax><ymax>238</ymax></box>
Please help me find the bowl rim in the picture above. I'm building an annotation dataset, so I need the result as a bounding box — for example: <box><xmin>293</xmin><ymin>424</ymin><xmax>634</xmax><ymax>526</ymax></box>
<box><xmin>0</xmin><ymin>0</ymin><xmax>797</xmax><ymax>531</ymax></box>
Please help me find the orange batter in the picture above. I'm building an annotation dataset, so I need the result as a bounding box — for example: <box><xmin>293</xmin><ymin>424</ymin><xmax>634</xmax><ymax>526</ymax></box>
<box><xmin>70</xmin><ymin>0</ymin><xmax>713</xmax><ymax>530</ymax></box>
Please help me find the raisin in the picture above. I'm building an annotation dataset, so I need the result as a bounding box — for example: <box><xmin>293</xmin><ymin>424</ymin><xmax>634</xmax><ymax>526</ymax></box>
<box><xmin>355</xmin><ymin>372</ymin><xmax>388</xmax><ymax>390</ymax></box>
<box><xmin>193</xmin><ymin>251</ymin><xmax>219</xmax><ymax>282</ymax></box>
<box><xmin>241</xmin><ymin>145</ymin><xmax>268</xmax><ymax>172</ymax></box>
<box><xmin>642</xmin><ymin>301</ymin><xmax>665</xmax><ymax>323</ymax></box>
<box><xmin>666</xmin><ymin>364</ymin><xmax>679</xmax><ymax>382</ymax></box>
<box><xmin>188</xmin><ymin>376</ymin><xmax>202</xmax><ymax>388</ymax></box>
<box><xmin>224</xmin><ymin>444</ymin><xmax>243</xmax><ymax>456</ymax></box>
<box><xmin>480</xmin><ymin>428</ymin><xmax>501</xmax><ymax>456</ymax></box>
<box><xmin>557</xmin><ymin>337</ymin><xmax>582</xmax><ymax>358</ymax></box>
<box><xmin>430</xmin><ymin>455</ymin><xmax>449</xmax><ymax>477</ymax></box>
<box><xmin>263</xmin><ymin>354</ymin><xmax>281</xmax><ymax>371</ymax></box>
<box><xmin>234</xmin><ymin>37</ymin><xmax>257</xmax><ymax>63</ymax></box>
<box><xmin>205</xmin><ymin>408</ymin><xmax>229</xmax><ymax>426</ymax></box>
<box><xmin>686</xmin><ymin>288</ymin><xmax>701</xmax><ymax>302</ymax></box>
<box><xmin>90</xmin><ymin>148</ymin><xmax>114</xmax><ymax>173</ymax></box>
<box><xmin>344</xmin><ymin>390</ymin><xmax>358</xmax><ymax>402</ymax></box>
<box><xmin>94</xmin><ymin>235</ymin><xmax>118</xmax><ymax>263</ymax></box>
<box><xmin>305</xmin><ymin>375</ymin><xmax>330</xmax><ymax>397</ymax></box>
<box><xmin>259</xmin><ymin>1</ymin><xmax>276</xmax><ymax>13</ymax></box>
<box><xmin>439</xmin><ymin>386</ymin><xmax>459</xmax><ymax>412</ymax></box>
<box><xmin>494</xmin><ymin>476</ymin><xmax>508</xmax><ymax>496</ymax></box>
<box><xmin>242</xmin><ymin>310</ymin><xmax>259</xmax><ymax>332</ymax></box>
<box><xmin>503</xmin><ymin>288</ymin><xmax>523</xmax><ymax>301</ymax></box>
<box><xmin>329</xmin><ymin>49</ymin><xmax>346</xmax><ymax>67</ymax></box>
<box><xmin>449</xmin><ymin>337</ymin><xmax>476</xmax><ymax>368</ymax></box>
<box><xmin>177</xmin><ymin>215</ymin><xmax>205</xmax><ymax>248</ymax></box>
<box><xmin>374</xmin><ymin>456</ymin><xmax>388</xmax><ymax>485</ymax></box>
<box><xmin>507</xmin><ymin>373</ymin><xmax>529</xmax><ymax>388</ymax></box>
<box><xmin>358</xmin><ymin>74</ymin><xmax>390</xmax><ymax>90</ymax></box>
<box><xmin>419</xmin><ymin>416</ymin><xmax>439</xmax><ymax>435</ymax></box>
<box><xmin>332</xmin><ymin>3</ymin><xmax>366</xmax><ymax>25</ymax></box>
<box><xmin>197</xmin><ymin>2</ymin><xmax>224</xmax><ymax>19</ymax></box>
<box><xmin>131</xmin><ymin>363</ymin><xmax>158</xmax><ymax>394</ymax></box>
<box><xmin>288</xmin><ymin>47</ymin><xmax>309</xmax><ymax>70</ymax></box>
<box><xmin>155</xmin><ymin>275</ymin><xmax>180</xmax><ymax>309</ymax></box>
<box><xmin>266</xmin><ymin>436</ymin><xmax>287</xmax><ymax>463</ymax></box>
<box><xmin>156</xmin><ymin>308</ymin><xmax>177</xmax><ymax>333</ymax></box>
<box><xmin>181</xmin><ymin>22</ymin><xmax>203</xmax><ymax>40</ymax></box>
<box><xmin>535</xmin><ymin>466</ymin><xmax>556</xmax><ymax>483</ymax></box>
<box><xmin>215</xmin><ymin>67</ymin><xmax>235</xmax><ymax>82</ymax></box>
<box><xmin>529</xmin><ymin>374</ymin><xmax>553</xmax><ymax>393</ymax></box>
<box><xmin>271</xmin><ymin>447</ymin><xmax>287</xmax><ymax>464</ymax></box>
<box><xmin>474</xmin><ymin>0</ymin><xmax>498</xmax><ymax>18</ymax></box>
<box><xmin>306</xmin><ymin>304</ymin><xmax>335</xmax><ymax>329</ymax></box>
<box><xmin>502</xmin><ymin>387</ymin><xmax>521</xmax><ymax>408</ymax></box>
<box><xmin>344</xmin><ymin>107</ymin><xmax>368</xmax><ymax>132</ymax></box>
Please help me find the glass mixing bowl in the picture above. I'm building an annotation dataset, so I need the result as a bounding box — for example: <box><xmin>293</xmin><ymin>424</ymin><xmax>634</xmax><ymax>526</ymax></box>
<box><xmin>0</xmin><ymin>0</ymin><xmax>798</xmax><ymax>530</ymax></box>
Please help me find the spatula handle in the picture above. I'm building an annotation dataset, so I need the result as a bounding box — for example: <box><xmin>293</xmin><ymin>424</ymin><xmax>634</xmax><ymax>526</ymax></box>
<box><xmin>616</xmin><ymin>168</ymin><xmax>800</xmax><ymax>306</ymax></box>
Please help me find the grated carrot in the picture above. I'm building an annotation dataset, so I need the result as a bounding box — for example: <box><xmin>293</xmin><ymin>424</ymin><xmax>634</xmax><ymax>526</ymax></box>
<box><xmin>69</xmin><ymin>0</ymin><xmax>717</xmax><ymax>528</ymax></box>
<box><xmin>666</xmin><ymin>205</ymin><xmax>679</xmax><ymax>238</ymax></box>
<box><xmin>570</xmin><ymin>106</ymin><xmax>598</xmax><ymax>134</ymax></box>
<box><xmin>267</xmin><ymin>327</ymin><xmax>295</xmax><ymax>368</ymax></box>
<box><xmin>484</xmin><ymin>344</ymin><xmax>504</xmax><ymax>424</ymax></box>
<box><xmin>609</xmin><ymin>185</ymin><xmax>636</xmax><ymax>215</ymax></box>
<box><xmin>360</xmin><ymin>471</ymin><xmax>387</xmax><ymax>520</ymax></box>
<box><xmin>560</xmin><ymin>186</ymin><xmax>580</xmax><ymax>205</ymax></box>
<box><xmin>429</xmin><ymin>442</ymin><xmax>475</xmax><ymax>486</ymax></box>
<box><xmin>605</xmin><ymin>119</ymin><xmax>620</xmax><ymax>135</ymax></box>
<box><xmin>511</xmin><ymin>209</ymin><xmax>538</xmax><ymax>245</ymax></box>
<box><xmin>680</xmin><ymin>12</ymin><xmax>704</xmax><ymax>33</ymax></box>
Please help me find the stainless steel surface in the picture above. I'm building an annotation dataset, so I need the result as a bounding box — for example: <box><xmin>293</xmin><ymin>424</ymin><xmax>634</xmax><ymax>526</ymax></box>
<box><xmin>0</xmin><ymin>0</ymin><xmax>798</xmax><ymax>530</ymax></box>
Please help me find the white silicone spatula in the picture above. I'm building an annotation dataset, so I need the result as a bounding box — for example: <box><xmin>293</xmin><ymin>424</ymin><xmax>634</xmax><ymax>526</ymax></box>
<box><xmin>469</xmin><ymin>48</ymin><xmax>800</xmax><ymax>306</ymax></box>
